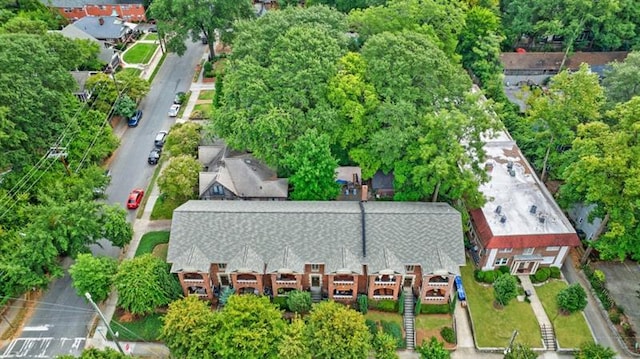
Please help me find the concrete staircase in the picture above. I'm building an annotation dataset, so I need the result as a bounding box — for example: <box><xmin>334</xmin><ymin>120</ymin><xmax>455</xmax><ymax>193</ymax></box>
<box><xmin>310</xmin><ymin>287</ymin><xmax>322</xmax><ymax>303</ymax></box>
<box><xmin>403</xmin><ymin>288</ymin><xmax>416</xmax><ymax>350</ymax></box>
<box><xmin>541</xmin><ymin>324</ymin><xmax>557</xmax><ymax>351</ymax></box>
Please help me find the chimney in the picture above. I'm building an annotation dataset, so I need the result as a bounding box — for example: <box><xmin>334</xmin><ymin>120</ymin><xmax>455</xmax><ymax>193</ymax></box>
<box><xmin>361</xmin><ymin>184</ymin><xmax>368</xmax><ymax>202</ymax></box>
<box><xmin>98</xmin><ymin>17</ymin><xmax>104</xmax><ymax>25</ymax></box>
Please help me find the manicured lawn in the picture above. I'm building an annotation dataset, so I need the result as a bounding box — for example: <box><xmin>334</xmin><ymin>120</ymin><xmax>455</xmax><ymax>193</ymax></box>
<box><xmin>461</xmin><ymin>265</ymin><xmax>542</xmax><ymax>348</ymax></box>
<box><xmin>415</xmin><ymin>314</ymin><xmax>451</xmax><ymax>330</ymax></box>
<box><xmin>119</xmin><ymin>67</ymin><xmax>142</xmax><ymax>77</ymax></box>
<box><xmin>198</xmin><ymin>90</ymin><xmax>215</xmax><ymax>101</ymax></box>
<box><xmin>150</xmin><ymin>195</ymin><xmax>183</xmax><ymax>220</ymax></box>
<box><xmin>365</xmin><ymin>310</ymin><xmax>403</xmax><ymax>326</ymax></box>
<box><xmin>193</xmin><ymin>103</ymin><xmax>213</xmax><ymax>118</ymax></box>
<box><xmin>535</xmin><ymin>280</ymin><xmax>594</xmax><ymax>349</ymax></box>
<box><xmin>109</xmin><ymin>313</ymin><xmax>163</xmax><ymax>341</ymax></box>
<box><xmin>135</xmin><ymin>231</ymin><xmax>169</xmax><ymax>257</ymax></box>
<box><xmin>123</xmin><ymin>43</ymin><xmax>158</xmax><ymax>64</ymax></box>
<box><xmin>153</xmin><ymin>243</ymin><xmax>169</xmax><ymax>261</ymax></box>
<box><xmin>144</xmin><ymin>33</ymin><xmax>158</xmax><ymax>41</ymax></box>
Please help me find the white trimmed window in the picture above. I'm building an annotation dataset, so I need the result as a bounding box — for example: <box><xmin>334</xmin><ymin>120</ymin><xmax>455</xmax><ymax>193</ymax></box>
<box><xmin>495</xmin><ymin>258</ymin><xmax>509</xmax><ymax>265</ymax></box>
<box><xmin>546</xmin><ymin>246</ymin><xmax>560</xmax><ymax>251</ymax></box>
<box><xmin>217</xmin><ymin>263</ymin><xmax>226</xmax><ymax>271</ymax></box>
<box><xmin>405</xmin><ymin>265</ymin><xmax>415</xmax><ymax>273</ymax></box>
<box><xmin>310</xmin><ymin>264</ymin><xmax>321</xmax><ymax>272</ymax></box>
<box><xmin>523</xmin><ymin>247</ymin><xmax>535</xmax><ymax>255</ymax></box>
<box><xmin>499</xmin><ymin>248</ymin><xmax>513</xmax><ymax>253</ymax></box>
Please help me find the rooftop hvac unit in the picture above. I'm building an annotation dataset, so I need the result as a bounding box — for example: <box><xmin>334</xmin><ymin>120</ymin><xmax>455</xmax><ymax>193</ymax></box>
<box><xmin>530</xmin><ymin>205</ymin><xmax>537</xmax><ymax>214</ymax></box>
<box><xmin>495</xmin><ymin>205</ymin><xmax>502</xmax><ymax>214</ymax></box>
<box><xmin>500</xmin><ymin>215</ymin><xmax>507</xmax><ymax>224</ymax></box>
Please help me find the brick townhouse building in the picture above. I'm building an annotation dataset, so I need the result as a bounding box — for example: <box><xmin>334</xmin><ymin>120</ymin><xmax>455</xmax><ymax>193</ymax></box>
<box><xmin>41</xmin><ymin>0</ymin><xmax>146</xmax><ymax>22</ymax></box>
<box><xmin>468</xmin><ymin>130</ymin><xmax>580</xmax><ymax>275</ymax></box>
<box><xmin>167</xmin><ymin>200</ymin><xmax>465</xmax><ymax>304</ymax></box>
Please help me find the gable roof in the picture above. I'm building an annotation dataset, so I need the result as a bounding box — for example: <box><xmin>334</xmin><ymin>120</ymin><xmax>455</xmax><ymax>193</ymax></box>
<box><xmin>372</xmin><ymin>170</ymin><xmax>394</xmax><ymax>190</ymax></box>
<box><xmin>473</xmin><ymin>130</ymin><xmax>580</xmax><ymax>249</ymax></box>
<box><xmin>168</xmin><ymin>201</ymin><xmax>465</xmax><ymax>275</ymax></box>
<box><xmin>70</xmin><ymin>71</ymin><xmax>97</xmax><ymax>92</ymax></box>
<box><xmin>72</xmin><ymin>16</ymin><xmax>127</xmax><ymax>40</ymax></box>
<box><xmin>42</xmin><ymin>0</ymin><xmax>142</xmax><ymax>7</ymax></box>
<box><xmin>500</xmin><ymin>51</ymin><xmax>629</xmax><ymax>72</ymax></box>
<box><xmin>57</xmin><ymin>25</ymin><xmax>119</xmax><ymax>64</ymax></box>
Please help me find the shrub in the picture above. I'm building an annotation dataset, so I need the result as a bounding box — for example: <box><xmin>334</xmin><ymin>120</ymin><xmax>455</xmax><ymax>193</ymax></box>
<box><xmin>414</xmin><ymin>297</ymin><xmax>422</xmax><ymax>315</ymax></box>
<box><xmin>377</xmin><ymin>299</ymin><xmax>397</xmax><ymax>312</ymax></box>
<box><xmin>531</xmin><ymin>267</ymin><xmax>550</xmax><ymax>283</ymax></box>
<box><xmin>272</xmin><ymin>296</ymin><xmax>288</xmax><ymax>311</ymax></box>
<box><xmin>398</xmin><ymin>291</ymin><xmax>405</xmax><ymax>315</ymax></box>
<box><xmin>498</xmin><ymin>265</ymin><xmax>511</xmax><ymax>274</ymax></box>
<box><xmin>365</xmin><ymin>319</ymin><xmax>378</xmax><ymax>336</ymax></box>
<box><xmin>203</xmin><ymin>61</ymin><xmax>214</xmax><ymax>78</ymax></box>
<box><xmin>358</xmin><ymin>294</ymin><xmax>368</xmax><ymax>314</ymax></box>
<box><xmin>287</xmin><ymin>290</ymin><xmax>311</xmax><ymax>314</ymax></box>
<box><xmin>473</xmin><ymin>269</ymin><xmax>482</xmax><ymax>282</ymax></box>
<box><xmin>440</xmin><ymin>327</ymin><xmax>456</xmax><ymax>344</ymax></box>
<box><xmin>421</xmin><ymin>304</ymin><xmax>449</xmax><ymax>314</ymax></box>
<box><xmin>494</xmin><ymin>274</ymin><xmax>518</xmax><ymax>306</ymax></box>
<box><xmin>609</xmin><ymin>311</ymin><xmax>621</xmax><ymax>325</ymax></box>
<box><xmin>593</xmin><ymin>269</ymin><xmax>606</xmax><ymax>283</ymax></box>
<box><xmin>557</xmin><ymin>283</ymin><xmax>588</xmax><ymax>313</ymax></box>
<box><xmin>482</xmin><ymin>270</ymin><xmax>498</xmax><ymax>283</ymax></box>
<box><xmin>575</xmin><ymin>342</ymin><xmax>615</xmax><ymax>359</ymax></box>
<box><xmin>219</xmin><ymin>287</ymin><xmax>235</xmax><ymax>306</ymax></box>
<box><xmin>549</xmin><ymin>266</ymin><xmax>561</xmax><ymax>279</ymax></box>
<box><xmin>381</xmin><ymin>320</ymin><xmax>404</xmax><ymax>349</ymax></box>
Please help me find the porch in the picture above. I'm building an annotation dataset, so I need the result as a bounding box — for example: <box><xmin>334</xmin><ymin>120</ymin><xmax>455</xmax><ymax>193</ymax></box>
<box><xmin>511</xmin><ymin>255</ymin><xmax>543</xmax><ymax>275</ymax></box>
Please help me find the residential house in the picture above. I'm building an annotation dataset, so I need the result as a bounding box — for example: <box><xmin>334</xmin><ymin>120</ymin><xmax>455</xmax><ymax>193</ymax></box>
<box><xmin>41</xmin><ymin>0</ymin><xmax>146</xmax><ymax>22</ymax></box>
<box><xmin>198</xmin><ymin>145</ymin><xmax>288</xmax><ymax>201</ymax></box>
<box><xmin>58</xmin><ymin>25</ymin><xmax>121</xmax><ymax>72</ymax></box>
<box><xmin>335</xmin><ymin>166</ymin><xmax>362</xmax><ymax>201</ymax></box>
<box><xmin>567</xmin><ymin>203</ymin><xmax>601</xmax><ymax>241</ymax></box>
<box><xmin>70</xmin><ymin>71</ymin><xmax>98</xmax><ymax>102</ymax></box>
<box><xmin>467</xmin><ymin>130</ymin><xmax>580</xmax><ymax>275</ymax></box>
<box><xmin>71</xmin><ymin>16</ymin><xmax>131</xmax><ymax>43</ymax></box>
<box><xmin>167</xmin><ymin>200</ymin><xmax>465</xmax><ymax>304</ymax></box>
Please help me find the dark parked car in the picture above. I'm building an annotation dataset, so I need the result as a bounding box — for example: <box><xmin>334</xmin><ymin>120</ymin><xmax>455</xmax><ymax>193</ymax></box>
<box><xmin>128</xmin><ymin>109</ymin><xmax>143</xmax><ymax>127</ymax></box>
<box><xmin>154</xmin><ymin>131</ymin><xmax>168</xmax><ymax>147</ymax></box>
<box><xmin>148</xmin><ymin>147</ymin><xmax>162</xmax><ymax>165</ymax></box>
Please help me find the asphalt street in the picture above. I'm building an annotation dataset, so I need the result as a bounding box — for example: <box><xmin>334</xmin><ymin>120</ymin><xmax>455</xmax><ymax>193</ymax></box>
<box><xmin>0</xmin><ymin>40</ymin><xmax>205</xmax><ymax>359</ymax></box>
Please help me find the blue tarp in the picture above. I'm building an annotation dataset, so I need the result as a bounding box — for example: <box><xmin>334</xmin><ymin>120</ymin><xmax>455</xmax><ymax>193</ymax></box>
<box><xmin>455</xmin><ymin>275</ymin><xmax>466</xmax><ymax>301</ymax></box>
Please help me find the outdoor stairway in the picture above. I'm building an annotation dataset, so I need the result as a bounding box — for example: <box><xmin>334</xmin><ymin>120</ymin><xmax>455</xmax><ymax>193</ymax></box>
<box><xmin>540</xmin><ymin>324</ymin><xmax>557</xmax><ymax>351</ymax></box>
<box><xmin>310</xmin><ymin>288</ymin><xmax>322</xmax><ymax>303</ymax></box>
<box><xmin>403</xmin><ymin>289</ymin><xmax>416</xmax><ymax>350</ymax></box>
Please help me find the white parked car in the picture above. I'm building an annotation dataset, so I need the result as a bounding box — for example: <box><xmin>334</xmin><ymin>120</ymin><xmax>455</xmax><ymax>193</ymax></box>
<box><xmin>168</xmin><ymin>104</ymin><xmax>180</xmax><ymax>117</ymax></box>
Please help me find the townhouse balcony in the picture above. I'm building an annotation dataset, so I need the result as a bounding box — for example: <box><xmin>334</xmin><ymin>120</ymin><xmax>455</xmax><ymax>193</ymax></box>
<box><xmin>333</xmin><ymin>294</ymin><xmax>354</xmax><ymax>299</ymax></box>
<box><xmin>237</xmin><ymin>279</ymin><xmax>258</xmax><ymax>284</ymax></box>
<box><xmin>427</xmin><ymin>281</ymin><xmax>449</xmax><ymax>287</ymax></box>
<box><xmin>194</xmin><ymin>293</ymin><xmax>208</xmax><ymax>298</ymax></box>
<box><xmin>275</xmin><ymin>279</ymin><xmax>298</xmax><ymax>285</ymax></box>
<box><xmin>333</xmin><ymin>280</ymin><xmax>354</xmax><ymax>285</ymax></box>
<box><xmin>373</xmin><ymin>295</ymin><xmax>395</xmax><ymax>300</ymax></box>
<box><xmin>374</xmin><ymin>280</ymin><xmax>397</xmax><ymax>286</ymax></box>
<box><xmin>183</xmin><ymin>278</ymin><xmax>205</xmax><ymax>284</ymax></box>
<box><xmin>423</xmin><ymin>296</ymin><xmax>446</xmax><ymax>301</ymax></box>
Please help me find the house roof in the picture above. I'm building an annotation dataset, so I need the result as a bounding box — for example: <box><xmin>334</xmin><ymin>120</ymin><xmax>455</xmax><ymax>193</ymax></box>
<box><xmin>372</xmin><ymin>170</ymin><xmax>394</xmax><ymax>190</ymax></box>
<box><xmin>199</xmin><ymin>149</ymin><xmax>288</xmax><ymax>199</ymax></box>
<box><xmin>335</xmin><ymin>166</ymin><xmax>362</xmax><ymax>184</ymax></box>
<box><xmin>57</xmin><ymin>25</ymin><xmax>118</xmax><ymax>64</ymax></box>
<box><xmin>72</xmin><ymin>16</ymin><xmax>127</xmax><ymax>40</ymax></box>
<box><xmin>42</xmin><ymin>0</ymin><xmax>142</xmax><ymax>7</ymax></box>
<box><xmin>473</xmin><ymin>130</ymin><xmax>580</xmax><ymax>249</ymax></box>
<box><xmin>500</xmin><ymin>51</ymin><xmax>629</xmax><ymax>71</ymax></box>
<box><xmin>266</xmin><ymin>247</ymin><xmax>306</xmax><ymax>274</ymax></box>
<box><xmin>168</xmin><ymin>201</ymin><xmax>465</xmax><ymax>275</ymax></box>
<box><xmin>70</xmin><ymin>71</ymin><xmax>96</xmax><ymax>92</ymax></box>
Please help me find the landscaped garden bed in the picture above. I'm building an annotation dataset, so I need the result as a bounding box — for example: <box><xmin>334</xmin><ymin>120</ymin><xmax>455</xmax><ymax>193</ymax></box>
<box><xmin>364</xmin><ymin>310</ymin><xmax>405</xmax><ymax>349</ymax></box>
<box><xmin>461</xmin><ymin>265</ymin><xmax>542</xmax><ymax>348</ymax></box>
<box><xmin>109</xmin><ymin>308</ymin><xmax>163</xmax><ymax>341</ymax></box>
<box><xmin>415</xmin><ymin>314</ymin><xmax>455</xmax><ymax>349</ymax></box>
<box><xmin>535</xmin><ymin>280</ymin><xmax>593</xmax><ymax>348</ymax></box>
<box><xmin>134</xmin><ymin>231</ymin><xmax>169</xmax><ymax>257</ymax></box>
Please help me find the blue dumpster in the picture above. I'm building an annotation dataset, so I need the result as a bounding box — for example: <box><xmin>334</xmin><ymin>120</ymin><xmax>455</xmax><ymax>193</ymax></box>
<box><xmin>455</xmin><ymin>275</ymin><xmax>466</xmax><ymax>301</ymax></box>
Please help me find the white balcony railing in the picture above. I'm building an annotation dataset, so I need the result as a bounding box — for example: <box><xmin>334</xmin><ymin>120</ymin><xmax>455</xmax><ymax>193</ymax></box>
<box><xmin>333</xmin><ymin>294</ymin><xmax>354</xmax><ymax>299</ymax></box>
<box><xmin>427</xmin><ymin>282</ymin><xmax>449</xmax><ymax>287</ymax></box>
<box><xmin>374</xmin><ymin>281</ymin><xmax>397</xmax><ymax>286</ymax></box>
<box><xmin>333</xmin><ymin>280</ymin><xmax>354</xmax><ymax>285</ymax></box>
<box><xmin>423</xmin><ymin>296</ymin><xmax>446</xmax><ymax>301</ymax></box>
<box><xmin>237</xmin><ymin>279</ymin><xmax>258</xmax><ymax>284</ymax></box>
<box><xmin>184</xmin><ymin>279</ymin><xmax>205</xmax><ymax>284</ymax></box>
<box><xmin>195</xmin><ymin>293</ymin><xmax>208</xmax><ymax>298</ymax></box>
<box><xmin>373</xmin><ymin>295</ymin><xmax>394</xmax><ymax>300</ymax></box>
<box><xmin>275</xmin><ymin>279</ymin><xmax>298</xmax><ymax>285</ymax></box>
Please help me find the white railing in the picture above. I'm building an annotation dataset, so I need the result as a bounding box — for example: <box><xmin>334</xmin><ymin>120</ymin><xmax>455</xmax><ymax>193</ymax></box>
<box><xmin>195</xmin><ymin>293</ymin><xmax>208</xmax><ymax>298</ymax></box>
<box><xmin>423</xmin><ymin>296</ymin><xmax>446</xmax><ymax>301</ymax></box>
<box><xmin>333</xmin><ymin>294</ymin><xmax>353</xmax><ymax>299</ymax></box>
<box><xmin>184</xmin><ymin>279</ymin><xmax>204</xmax><ymax>284</ymax></box>
<box><xmin>427</xmin><ymin>282</ymin><xmax>449</xmax><ymax>287</ymax></box>
<box><xmin>373</xmin><ymin>295</ymin><xmax>394</xmax><ymax>300</ymax></box>
<box><xmin>374</xmin><ymin>281</ymin><xmax>397</xmax><ymax>286</ymax></box>
<box><xmin>275</xmin><ymin>279</ymin><xmax>298</xmax><ymax>285</ymax></box>
<box><xmin>237</xmin><ymin>279</ymin><xmax>258</xmax><ymax>284</ymax></box>
<box><xmin>333</xmin><ymin>280</ymin><xmax>354</xmax><ymax>285</ymax></box>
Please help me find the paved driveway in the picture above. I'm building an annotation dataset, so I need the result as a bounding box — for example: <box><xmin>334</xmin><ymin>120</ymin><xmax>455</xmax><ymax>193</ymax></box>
<box><xmin>593</xmin><ymin>260</ymin><xmax>640</xmax><ymax>335</ymax></box>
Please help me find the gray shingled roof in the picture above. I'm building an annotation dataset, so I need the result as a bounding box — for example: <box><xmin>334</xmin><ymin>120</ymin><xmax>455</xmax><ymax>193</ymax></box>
<box><xmin>57</xmin><ymin>26</ymin><xmax>118</xmax><ymax>64</ymax></box>
<box><xmin>168</xmin><ymin>201</ymin><xmax>464</xmax><ymax>275</ymax></box>
<box><xmin>72</xmin><ymin>16</ymin><xmax>126</xmax><ymax>40</ymax></box>
<box><xmin>266</xmin><ymin>247</ymin><xmax>305</xmax><ymax>274</ymax></box>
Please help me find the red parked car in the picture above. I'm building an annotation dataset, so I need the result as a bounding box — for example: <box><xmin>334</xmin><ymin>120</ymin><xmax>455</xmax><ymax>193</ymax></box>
<box><xmin>127</xmin><ymin>189</ymin><xmax>144</xmax><ymax>209</ymax></box>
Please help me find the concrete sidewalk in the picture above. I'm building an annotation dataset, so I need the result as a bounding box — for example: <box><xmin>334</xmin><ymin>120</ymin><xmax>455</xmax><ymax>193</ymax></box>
<box><xmin>520</xmin><ymin>276</ymin><xmax>553</xmax><ymax>329</ymax></box>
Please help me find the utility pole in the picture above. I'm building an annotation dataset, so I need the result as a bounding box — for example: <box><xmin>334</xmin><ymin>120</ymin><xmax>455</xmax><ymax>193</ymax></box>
<box><xmin>504</xmin><ymin>330</ymin><xmax>519</xmax><ymax>355</ymax></box>
<box><xmin>47</xmin><ymin>147</ymin><xmax>71</xmax><ymax>176</ymax></box>
<box><xmin>85</xmin><ymin>293</ymin><xmax>125</xmax><ymax>355</ymax></box>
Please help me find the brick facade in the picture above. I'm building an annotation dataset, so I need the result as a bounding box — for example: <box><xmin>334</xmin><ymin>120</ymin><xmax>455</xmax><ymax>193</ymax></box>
<box><xmin>57</xmin><ymin>4</ymin><xmax>146</xmax><ymax>22</ymax></box>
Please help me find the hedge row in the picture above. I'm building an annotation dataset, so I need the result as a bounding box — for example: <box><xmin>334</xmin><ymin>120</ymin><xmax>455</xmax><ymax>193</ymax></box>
<box><xmin>369</xmin><ymin>299</ymin><xmax>398</xmax><ymax>312</ymax></box>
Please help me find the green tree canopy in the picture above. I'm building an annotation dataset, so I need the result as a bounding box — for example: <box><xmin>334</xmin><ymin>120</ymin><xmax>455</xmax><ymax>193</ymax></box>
<box><xmin>69</xmin><ymin>254</ymin><xmax>118</xmax><ymax>303</ymax></box>
<box><xmin>504</xmin><ymin>343</ymin><xmax>537</xmax><ymax>359</ymax></box>
<box><xmin>114</xmin><ymin>254</ymin><xmax>182</xmax><ymax>315</ymax></box>
<box><xmin>304</xmin><ymin>301</ymin><xmax>372</xmax><ymax>359</ymax></box>
<box><xmin>603</xmin><ymin>51</ymin><xmax>640</xmax><ymax>105</ymax></box>
<box><xmin>278</xmin><ymin>317</ymin><xmax>311</xmax><ymax>359</ymax></box>
<box><xmin>286</xmin><ymin>290</ymin><xmax>312</xmax><ymax>314</ymax></box>
<box><xmin>157</xmin><ymin>155</ymin><xmax>202</xmax><ymax>203</ymax></box>
<box><xmin>161</xmin><ymin>295</ymin><xmax>217</xmax><ymax>359</ymax></box>
<box><xmin>493</xmin><ymin>274</ymin><xmax>518</xmax><ymax>306</ymax></box>
<box><xmin>164</xmin><ymin>122</ymin><xmax>201</xmax><ymax>158</ymax></box>
<box><xmin>416</xmin><ymin>336</ymin><xmax>450</xmax><ymax>359</ymax></box>
<box><xmin>575</xmin><ymin>342</ymin><xmax>615</xmax><ymax>359</ymax></box>
<box><xmin>557</xmin><ymin>283</ymin><xmax>587</xmax><ymax>313</ymax></box>
<box><xmin>212</xmin><ymin>295</ymin><xmax>286</xmax><ymax>359</ymax></box>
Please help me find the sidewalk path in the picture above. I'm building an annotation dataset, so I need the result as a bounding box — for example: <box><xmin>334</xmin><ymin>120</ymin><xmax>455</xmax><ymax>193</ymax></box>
<box><xmin>177</xmin><ymin>53</ymin><xmax>215</xmax><ymax>124</ymax></box>
<box><xmin>520</xmin><ymin>276</ymin><xmax>552</xmax><ymax>329</ymax></box>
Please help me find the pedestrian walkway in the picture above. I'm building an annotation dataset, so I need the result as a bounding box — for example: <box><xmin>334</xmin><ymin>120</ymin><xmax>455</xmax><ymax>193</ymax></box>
<box><xmin>454</xmin><ymin>300</ymin><xmax>475</xmax><ymax>349</ymax></box>
<box><xmin>520</xmin><ymin>276</ymin><xmax>557</xmax><ymax>350</ymax></box>
<box><xmin>176</xmin><ymin>53</ymin><xmax>215</xmax><ymax>124</ymax></box>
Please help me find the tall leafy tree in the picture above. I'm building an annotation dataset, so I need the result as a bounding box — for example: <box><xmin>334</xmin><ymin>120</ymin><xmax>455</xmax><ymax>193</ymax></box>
<box><xmin>115</xmin><ymin>254</ymin><xmax>182</xmax><ymax>316</ymax></box>
<box><xmin>278</xmin><ymin>317</ymin><xmax>311</xmax><ymax>359</ymax></box>
<box><xmin>161</xmin><ymin>295</ymin><xmax>217</xmax><ymax>359</ymax></box>
<box><xmin>603</xmin><ymin>51</ymin><xmax>640</xmax><ymax>105</ymax></box>
<box><xmin>164</xmin><ymin>122</ymin><xmax>201</xmax><ymax>158</ymax></box>
<box><xmin>284</xmin><ymin>129</ymin><xmax>341</xmax><ymax>201</ymax></box>
<box><xmin>212</xmin><ymin>295</ymin><xmax>286</xmax><ymax>359</ymax></box>
<box><xmin>69</xmin><ymin>254</ymin><xmax>118</xmax><ymax>303</ymax></box>
<box><xmin>493</xmin><ymin>274</ymin><xmax>518</xmax><ymax>306</ymax></box>
<box><xmin>560</xmin><ymin>97</ymin><xmax>640</xmax><ymax>261</ymax></box>
<box><xmin>304</xmin><ymin>301</ymin><xmax>372</xmax><ymax>359</ymax></box>
<box><xmin>416</xmin><ymin>337</ymin><xmax>450</xmax><ymax>359</ymax></box>
<box><xmin>157</xmin><ymin>155</ymin><xmax>202</xmax><ymax>203</ymax></box>
<box><xmin>149</xmin><ymin>0</ymin><xmax>255</xmax><ymax>57</ymax></box>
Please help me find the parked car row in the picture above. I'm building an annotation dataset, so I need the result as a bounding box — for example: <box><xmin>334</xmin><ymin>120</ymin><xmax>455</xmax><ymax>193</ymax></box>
<box><xmin>148</xmin><ymin>130</ymin><xmax>167</xmax><ymax>165</ymax></box>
